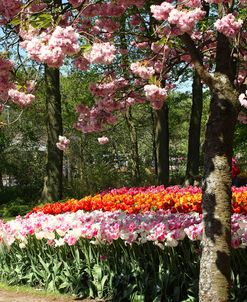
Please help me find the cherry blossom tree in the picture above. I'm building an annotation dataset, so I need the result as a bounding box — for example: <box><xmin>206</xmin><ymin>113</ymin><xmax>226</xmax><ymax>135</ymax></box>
<box><xmin>0</xmin><ymin>0</ymin><xmax>247</xmax><ymax>301</ymax></box>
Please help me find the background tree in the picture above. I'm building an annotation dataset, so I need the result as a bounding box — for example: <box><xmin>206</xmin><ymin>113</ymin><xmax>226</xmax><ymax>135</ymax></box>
<box><xmin>185</xmin><ymin>71</ymin><xmax>203</xmax><ymax>185</ymax></box>
<box><xmin>41</xmin><ymin>65</ymin><xmax>63</xmax><ymax>202</ymax></box>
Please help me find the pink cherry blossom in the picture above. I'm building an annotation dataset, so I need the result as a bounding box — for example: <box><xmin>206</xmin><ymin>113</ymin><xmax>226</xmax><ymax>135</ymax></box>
<box><xmin>20</xmin><ymin>26</ymin><xmax>80</xmax><ymax>67</ymax></box>
<box><xmin>84</xmin><ymin>42</ymin><xmax>116</xmax><ymax>65</ymax></box>
<box><xmin>239</xmin><ymin>91</ymin><xmax>247</xmax><ymax>108</ymax></box>
<box><xmin>150</xmin><ymin>2</ymin><xmax>174</xmax><ymax>21</ymax></box>
<box><xmin>73</xmin><ymin>56</ymin><xmax>90</xmax><ymax>71</ymax></box>
<box><xmin>8</xmin><ymin>89</ymin><xmax>35</xmax><ymax>107</ymax></box>
<box><xmin>168</xmin><ymin>8</ymin><xmax>206</xmax><ymax>34</ymax></box>
<box><xmin>130</xmin><ymin>62</ymin><xmax>155</xmax><ymax>79</ymax></box>
<box><xmin>98</xmin><ymin>136</ymin><xmax>109</xmax><ymax>145</ymax></box>
<box><xmin>0</xmin><ymin>0</ymin><xmax>21</xmax><ymax>23</ymax></box>
<box><xmin>215</xmin><ymin>14</ymin><xmax>243</xmax><ymax>38</ymax></box>
<box><xmin>56</xmin><ymin>135</ymin><xmax>70</xmax><ymax>151</ymax></box>
<box><xmin>144</xmin><ymin>84</ymin><xmax>167</xmax><ymax>109</ymax></box>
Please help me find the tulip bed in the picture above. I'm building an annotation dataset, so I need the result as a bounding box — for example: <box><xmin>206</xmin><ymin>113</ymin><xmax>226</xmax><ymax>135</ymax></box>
<box><xmin>28</xmin><ymin>185</ymin><xmax>247</xmax><ymax>215</ymax></box>
<box><xmin>1</xmin><ymin>186</ymin><xmax>247</xmax><ymax>301</ymax></box>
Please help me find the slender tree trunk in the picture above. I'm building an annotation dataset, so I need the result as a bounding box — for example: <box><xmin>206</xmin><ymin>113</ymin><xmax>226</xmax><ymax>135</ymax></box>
<box><xmin>155</xmin><ymin>103</ymin><xmax>169</xmax><ymax>186</ymax></box>
<box><xmin>80</xmin><ymin>134</ymin><xmax>91</xmax><ymax>192</ymax></box>
<box><xmin>185</xmin><ymin>71</ymin><xmax>203</xmax><ymax>185</ymax></box>
<box><xmin>41</xmin><ymin>66</ymin><xmax>63</xmax><ymax>202</ymax></box>
<box><xmin>151</xmin><ymin>108</ymin><xmax>158</xmax><ymax>177</ymax></box>
<box><xmin>0</xmin><ymin>170</ymin><xmax>3</xmax><ymax>190</ymax></box>
<box><xmin>125</xmin><ymin>107</ymin><xmax>141</xmax><ymax>185</ymax></box>
<box><xmin>119</xmin><ymin>15</ymin><xmax>141</xmax><ymax>185</ymax></box>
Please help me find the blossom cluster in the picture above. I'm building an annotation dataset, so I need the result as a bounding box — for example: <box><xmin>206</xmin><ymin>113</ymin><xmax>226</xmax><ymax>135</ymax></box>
<box><xmin>239</xmin><ymin>91</ymin><xmax>247</xmax><ymax>108</ymax></box>
<box><xmin>144</xmin><ymin>84</ymin><xmax>167</xmax><ymax>109</ymax></box>
<box><xmin>151</xmin><ymin>2</ymin><xmax>243</xmax><ymax>38</ymax></box>
<box><xmin>168</xmin><ymin>8</ymin><xmax>206</xmax><ymax>34</ymax></box>
<box><xmin>0</xmin><ymin>58</ymin><xmax>35</xmax><ymax>109</ymax></box>
<box><xmin>74</xmin><ymin>85</ymin><xmax>147</xmax><ymax>133</ymax></box>
<box><xmin>0</xmin><ymin>58</ymin><xmax>15</xmax><ymax>103</ymax></box>
<box><xmin>80</xmin><ymin>1</ymin><xmax>144</xmax><ymax>18</ymax></box>
<box><xmin>74</xmin><ymin>101</ymin><xmax>119</xmax><ymax>133</ymax></box>
<box><xmin>98</xmin><ymin>136</ymin><xmax>109</xmax><ymax>145</ymax></box>
<box><xmin>84</xmin><ymin>42</ymin><xmax>116</xmax><ymax>65</ymax></box>
<box><xmin>73</xmin><ymin>56</ymin><xmax>90</xmax><ymax>71</ymax></box>
<box><xmin>215</xmin><ymin>14</ymin><xmax>243</xmax><ymax>38</ymax></box>
<box><xmin>28</xmin><ymin>186</ymin><xmax>247</xmax><ymax>217</ymax></box>
<box><xmin>0</xmin><ymin>0</ymin><xmax>21</xmax><ymax>24</ymax></box>
<box><xmin>8</xmin><ymin>89</ymin><xmax>35</xmax><ymax>107</ymax></box>
<box><xmin>1</xmin><ymin>210</ymin><xmax>247</xmax><ymax>249</ymax></box>
<box><xmin>130</xmin><ymin>62</ymin><xmax>155</xmax><ymax>79</ymax></box>
<box><xmin>151</xmin><ymin>3</ymin><xmax>206</xmax><ymax>34</ymax></box>
<box><xmin>20</xmin><ymin>26</ymin><xmax>80</xmax><ymax>68</ymax></box>
<box><xmin>92</xmin><ymin>18</ymin><xmax>120</xmax><ymax>34</ymax></box>
<box><xmin>56</xmin><ymin>136</ymin><xmax>70</xmax><ymax>151</ymax></box>
<box><xmin>89</xmin><ymin>78</ymin><xmax>128</xmax><ymax>97</ymax></box>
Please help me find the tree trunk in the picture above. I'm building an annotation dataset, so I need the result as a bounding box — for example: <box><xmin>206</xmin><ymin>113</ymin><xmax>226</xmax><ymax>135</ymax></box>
<box><xmin>125</xmin><ymin>107</ymin><xmax>141</xmax><ymax>185</ymax></box>
<box><xmin>185</xmin><ymin>71</ymin><xmax>203</xmax><ymax>185</ymax></box>
<box><xmin>151</xmin><ymin>108</ymin><xmax>158</xmax><ymax>177</ymax></box>
<box><xmin>41</xmin><ymin>66</ymin><xmax>63</xmax><ymax>202</ymax></box>
<box><xmin>199</xmin><ymin>88</ymin><xmax>238</xmax><ymax>301</ymax></box>
<box><xmin>0</xmin><ymin>170</ymin><xmax>3</xmax><ymax>190</ymax></box>
<box><xmin>155</xmin><ymin>103</ymin><xmax>169</xmax><ymax>186</ymax></box>
<box><xmin>199</xmin><ymin>32</ymin><xmax>239</xmax><ymax>301</ymax></box>
<box><xmin>80</xmin><ymin>134</ymin><xmax>91</xmax><ymax>192</ymax></box>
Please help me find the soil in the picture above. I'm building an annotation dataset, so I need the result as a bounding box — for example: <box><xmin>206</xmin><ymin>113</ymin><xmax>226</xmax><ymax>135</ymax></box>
<box><xmin>0</xmin><ymin>289</ymin><xmax>100</xmax><ymax>302</ymax></box>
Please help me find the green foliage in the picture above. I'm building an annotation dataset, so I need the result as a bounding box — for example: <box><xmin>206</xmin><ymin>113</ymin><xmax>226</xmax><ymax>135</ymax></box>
<box><xmin>0</xmin><ymin>237</ymin><xmax>246</xmax><ymax>301</ymax></box>
<box><xmin>0</xmin><ymin>238</ymin><xmax>200</xmax><ymax>301</ymax></box>
<box><xmin>0</xmin><ymin>199</ymin><xmax>32</xmax><ymax>219</ymax></box>
<box><xmin>29</xmin><ymin>13</ymin><xmax>53</xmax><ymax>29</ymax></box>
<box><xmin>0</xmin><ymin>74</ymin><xmax>46</xmax><ymax>205</ymax></box>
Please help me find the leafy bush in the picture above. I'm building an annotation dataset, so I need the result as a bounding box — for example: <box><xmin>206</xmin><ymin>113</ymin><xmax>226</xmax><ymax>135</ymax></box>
<box><xmin>0</xmin><ymin>197</ymin><xmax>33</xmax><ymax>218</ymax></box>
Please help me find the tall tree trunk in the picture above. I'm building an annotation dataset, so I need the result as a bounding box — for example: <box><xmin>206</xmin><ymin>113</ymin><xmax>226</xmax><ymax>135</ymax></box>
<box><xmin>185</xmin><ymin>71</ymin><xmax>203</xmax><ymax>185</ymax></box>
<box><xmin>80</xmin><ymin>134</ymin><xmax>91</xmax><ymax>192</ymax></box>
<box><xmin>125</xmin><ymin>107</ymin><xmax>141</xmax><ymax>185</ymax></box>
<box><xmin>151</xmin><ymin>108</ymin><xmax>158</xmax><ymax>177</ymax></box>
<box><xmin>119</xmin><ymin>15</ymin><xmax>141</xmax><ymax>185</ymax></box>
<box><xmin>41</xmin><ymin>66</ymin><xmax>63</xmax><ymax>202</ymax></box>
<box><xmin>199</xmin><ymin>33</ymin><xmax>239</xmax><ymax>302</ymax></box>
<box><xmin>0</xmin><ymin>170</ymin><xmax>3</xmax><ymax>190</ymax></box>
<box><xmin>155</xmin><ymin>103</ymin><xmax>169</xmax><ymax>186</ymax></box>
<box><xmin>199</xmin><ymin>88</ymin><xmax>238</xmax><ymax>301</ymax></box>
<box><xmin>181</xmin><ymin>31</ymin><xmax>239</xmax><ymax>301</ymax></box>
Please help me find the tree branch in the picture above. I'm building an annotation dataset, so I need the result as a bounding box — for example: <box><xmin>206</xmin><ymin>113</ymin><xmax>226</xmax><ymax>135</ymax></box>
<box><xmin>180</xmin><ymin>33</ymin><xmax>214</xmax><ymax>89</ymax></box>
